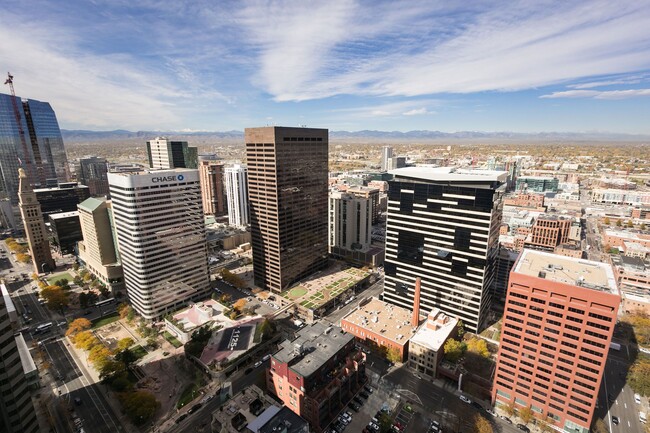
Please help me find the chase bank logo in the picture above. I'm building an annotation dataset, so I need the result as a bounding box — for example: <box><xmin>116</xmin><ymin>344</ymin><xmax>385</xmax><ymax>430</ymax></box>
<box><xmin>177</xmin><ymin>174</ymin><xmax>184</xmax><ymax>181</ymax></box>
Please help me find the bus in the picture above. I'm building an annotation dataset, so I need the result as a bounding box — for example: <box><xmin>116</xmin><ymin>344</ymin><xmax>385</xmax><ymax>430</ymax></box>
<box><xmin>33</xmin><ymin>322</ymin><xmax>53</xmax><ymax>334</ymax></box>
<box><xmin>95</xmin><ymin>298</ymin><xmax>115</xmax><ymax>308</ymax></box>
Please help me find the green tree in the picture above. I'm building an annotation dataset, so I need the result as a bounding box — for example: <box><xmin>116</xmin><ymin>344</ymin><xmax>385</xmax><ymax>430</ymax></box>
<box><xmin>616</xmin><ymin>219</ymin><xmax>622</xmax><ymax>227</ymax></box>
<box><xmin>99</xmin><ymin>359</ymin><xmax>126</xmax><ymax>381</ymax></box>
<box><xmin>627</xmin><ymin>220</ymin><xmax>634</xmax><ymax>228</ymax></box>
<box><xmin>65</xmin><ymin>318</ymin><xmax>92</xmax><ymax>337</ymax></box>
<box><xmin>115</xmin><ymin>348</ymin><xmax>137</xmax><ymax>367</ymax></box>
<box><xmin>518</xmin><ymin>405</ymin><xmax>533</xmax><ymax>425</ymax></box>
<box><xmin>443</xmin><ymin>338</ymin><xmax>466</xmax><ymax>363</ymax></box>
<box><xmin>628</xmin><ymin>357</ymin><xmax>650</xmax><ymax>396</ymax></box>
<box><xmin>73</xmin><ymin>275</ymin><xmax>84</xmax><ymax>286</ymax></box>
<box><xmin>54</xmin><ymin>278</ymin><xmax>70</xmax><ymax>290</ymax></box>
<box><xmin>473</xmin><ymin>414</ymin><xmax>493</xmax><ymax>433</ymax></box>
<box><xmin>117</xmin><ymin>337</ymin><xmax>134</xmax><ymax>352</ymax></box>
<box><xmin>220</xmin><ymin>293</ymin><xmax>232</xmax><ymax>304</ymax></box>
<box><xmin>146</xmin><ymin>337</ymin><xmax>159</xmax><ymax>349</ymax></box>
<box><xmin>466</xmin><ymin>337</ymin><xmax>490</xmax><ymax>358</ymax></box>
<box><xmin>72</xmin><ymin>262</ymin><xmax>80</xmax><ymax>271</ymax></box>
<box><xmin>78</xmin><ymin>292</ymin><xmax>89</xmax><ymax>308</ymax></box>
<box><xmin>457</xmin><ymin>320</ymin><xmax>465</xmax><ymax>338</ymax></box>
<box><xmin>118</xmin><ymin>391</ymin><xmax>160</xmax><ymax>425</ymax></box>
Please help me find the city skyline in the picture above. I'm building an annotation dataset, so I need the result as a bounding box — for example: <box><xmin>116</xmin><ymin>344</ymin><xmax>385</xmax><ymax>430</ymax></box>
<box><xmin>1</xmin><ymin>1</ymin><xmax>649</xmax><ymax>133</ymax></box>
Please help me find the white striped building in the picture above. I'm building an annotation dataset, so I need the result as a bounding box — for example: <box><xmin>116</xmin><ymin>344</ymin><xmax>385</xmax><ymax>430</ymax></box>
<box><xmin>381</xmin><ymin>167</ymin><xmax>507</xmax><ymax>333</ymax></box>
<box><xmin>224</xmin><ymin>164</ymin><xmax>249</xmax><ymax>228</ymax></box>
<box><xmin>108</xmin><ymin>169</ymin><xmax>210</xmax><ymax>319</ymax></box>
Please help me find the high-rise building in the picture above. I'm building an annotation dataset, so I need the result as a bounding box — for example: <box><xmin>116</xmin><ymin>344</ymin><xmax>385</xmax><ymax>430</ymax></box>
<box><xmin>77</xmin><ymin>197</ymin><xmax>125</xmax><ymax>296</ymax></box>
<box><xmin>246</xmin><ymin>127</ymin><xmax>328</xmax><ymax>293</ymax></box>
<box><xmin>493</xmin><ymin>249</ymin><xmax>619</xmax><ymax>433</ymax></box>
<box><xmin>146</xmin><ymin>137</ymin><xmax>197</xmax><ymax>169</ymax></box>
<box><xmin>224</xmin><ymin>164</ymin><xmax>249</xmax><ymax>228</ymax></box>
<box><xmin>0</xmin><ymin>93</ymin><xmax>68</xmax><ymax>204</ymax></box>
<box><xmin>108</xmin><ymin>169</ymin><xmax>209</xmax><ymax>319</ymax></box>
<box><xmin>0</xmin><ymin>292</ymin><xmax>39</xmax><ymax>433</ymax></box>
<box><xmin>198</xmin><ymin>154</ymin><xmax>226</xmax><ymax>216</ymax></box>
<box><xmin>77</xmin><ymin>156</ymin><xmax>110</xmax><ymax>197</ymax></box>
<box><xmin>18</xmin><ymin>168</ymin><xmax>55</xmax><ymax>274</ymax></box>
<box><xmin>346</xmin><ymin>186</ymin><xmax>381</xmax><ymax>224</ymax></box>
<box><xmin>381</xmin><ymin>167</ymin><xmax>507</xmax><ymax>333</ymax></box>
<box><xmin>329</xmin><ymin>190</ymin><xmax>372</xmax><ymax>253</ymax></box>
<box><xmin>381</xmin><ymin>146</ymin><xmax>393</xmax><ymax>172</ymax></box>
<box><xmin>524</xmin><ymin>215</ymin><xmax>572</xmax><ymax>251</ymax></box>
<box><xmin>34</xmin><ymin>182</ymin><xmax>90</xmax><ymax>221</ymax></box>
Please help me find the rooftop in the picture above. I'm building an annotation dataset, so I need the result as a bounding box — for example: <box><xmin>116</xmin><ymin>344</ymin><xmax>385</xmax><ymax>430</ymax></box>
<box><xmin>257</xmin><ymin>406</ymin><xmax>309</xmax><ymax>433</ymax></box>
<box><xmin>15</xmin><ymin>333</ymin><xmax>37</xmax><ymax>375</ymax></box>
<box><xmin>390</xmin><ymin>166</ymin><xmax>507</xmax><ymax>183</ymax></box>
<box><xmin>1</xmin><ymin>284</ymin><xmax>15</xmax><ymax>315</ymax></box>
<box><xmin>410</xmin><ymin>308</ymin><xmax>458</xmax><ymax>352</ymax></box>
<box><xmin>34</xmin><ymin>182</ymin><xmax>88</xmax><ymax>193</ymax></box>
<box><xmin>341</xmin><ymin>297</ymin><xmax>417</xmax><ymax>346</ymax></box>
<box><xmin>273</xmin><ymin>322</ymin><xmax>354</xmax><ymax>378</ymax></box>
<box><xmin>514</xmin><ymin>249</ymin><xmax>618</xmax><ymax>294</ymax></box>
<box><xmin>78</xmin><ymin>197</ymin><xmax>107</xmax><ymax>212</ymax></box>
<box><xmin>48</xmin><ymin>211</ymin><xmax>80</xmax><ymax>220</ymax></box>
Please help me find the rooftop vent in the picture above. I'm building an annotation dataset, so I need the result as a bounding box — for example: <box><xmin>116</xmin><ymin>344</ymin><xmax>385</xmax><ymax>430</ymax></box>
<box><xmin>538</xmin><ymin>271</ymin><xmax>546</xmax><ymax>278</ymax></box>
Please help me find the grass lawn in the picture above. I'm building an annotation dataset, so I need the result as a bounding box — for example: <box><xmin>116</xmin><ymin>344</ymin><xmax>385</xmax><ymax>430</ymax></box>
<box><xmin>47</xmin><ymin>272</ymin><xmax>74</xmax><ymax>286</ymax></box>
<box><xmin>163</xmin><ymin>331</ymin><xmax>183</xmax><ymax>348</ymax></box>
<box><xmin>288</xmin><ymin>286</ymin><xmax>308</xmax><ymax>299</ymax></box>
<box><xmin>131</xmin><ymin>345</ymin><xmax>147</xmax><ymax>360</ymax></box>
<box><xmin>92</xmin><ymin>312</ymin><xmax>120</xmax><ymax>329</ymax></box>
<box><xmin>177</xmin><ymin>381</ymin><xmax>201</xmax><ymax>408</ymax></box>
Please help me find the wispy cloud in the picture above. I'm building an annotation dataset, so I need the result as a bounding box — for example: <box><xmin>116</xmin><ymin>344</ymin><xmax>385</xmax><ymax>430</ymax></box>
<box><xmin>541</xmin><ymin>89</ymin><xmax>650</xmax><ymax>99</ymax></box>
<box><xmin>330</xmin><ymin>99</ymin><xmax>440</xmax><ymax>118</ymax></box>
<box><xmin>567</xmin><ymin>75</ymin><xmax>648</xmax><ymax>89</ymax></box>
<box><xmin>402</xmin><ymin>108</ymin><xmax>433</xmax><ymax>116</ymax></box>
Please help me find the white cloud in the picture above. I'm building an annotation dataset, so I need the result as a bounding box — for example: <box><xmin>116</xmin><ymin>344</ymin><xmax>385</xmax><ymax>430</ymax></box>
<box><xmin>541</xmin><ymin>89</ymin><xmax>650</xmax><ymax>99</ymax></box>
<box><xmin>330</xmin><ymin>99</ymin><xmax>440</xmax><ymax>118</ymax></box>
<box><xmin>403</xmin><ymin>108</ymin><xmax>432</xmax><ymax>116</ymax></box>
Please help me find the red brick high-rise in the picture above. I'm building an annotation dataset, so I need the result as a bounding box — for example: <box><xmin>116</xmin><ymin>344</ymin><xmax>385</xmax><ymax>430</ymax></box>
<box><xmin>493</xmin><ymin>249</ymin><xmax>620</xmax><ymax>433</ymax></box>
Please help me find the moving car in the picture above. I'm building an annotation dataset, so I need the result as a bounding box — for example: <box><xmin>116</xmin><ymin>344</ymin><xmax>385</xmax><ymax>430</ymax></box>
<box><xmin>611</xmin><ymin>416</ymin><xmax>619</xmax><ymax>425</ymax></box>
<box><xmin>459</xmin><ymin>395</ymin><xmax>472</xmax><ymax>404</ymax></box>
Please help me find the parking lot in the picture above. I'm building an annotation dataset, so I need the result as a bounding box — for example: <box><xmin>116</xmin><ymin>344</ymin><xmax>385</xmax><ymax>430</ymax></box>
<box><xmin>325</xmin><ymin>383</ymin><xmax>400</xmax><ymax>433</ymax></box>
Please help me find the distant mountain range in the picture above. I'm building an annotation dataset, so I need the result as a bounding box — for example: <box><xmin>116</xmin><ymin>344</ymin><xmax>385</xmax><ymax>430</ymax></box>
<box><xmin>61</xmin><ymin>129</ymin><xmax>650</xmax><ymax>143</ymax></box>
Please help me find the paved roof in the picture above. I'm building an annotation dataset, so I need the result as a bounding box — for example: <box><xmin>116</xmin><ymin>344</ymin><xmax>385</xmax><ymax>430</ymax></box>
<box><xmin>390</xmin><ymin>166</ymin><xmax>507</xmax><ymax>183</ymax></box>
<box><xmin>410</xmin><ymin>308</ymin><xmax>458</xmax><ymax>352</ymax></box>
<box><xmin>514</xmin><ymin>249</ymin><xmax>618</xmax><ymax>294</ymax></box>
<box><xmin>341</xmin><ymin>297</ymin><xmax>416</xmax><ymax>346</ymax></box>
<box><xmin>258</xmin><ymin>406</ymin><xmax>309</xmax><ymax>433</ymax></box>
<box><xmin>48</xmin><ymin>211</ymin><xmax>80</xmax><ymax>220</ymax></box>
<box><xmin>78</xmin><ymin>197</ymin><xmax>106</xmax><ymax>212</ymax></box>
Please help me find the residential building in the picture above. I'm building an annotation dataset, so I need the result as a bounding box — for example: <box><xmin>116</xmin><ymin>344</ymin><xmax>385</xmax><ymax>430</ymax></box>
<box><xmin>246</xmin><ymin>127</ymin><xmax>328</xmax><ymax>293</ymax></box>
<box><xmin>267</xmin><ymin>323</ymin><xmax>365</xmax><ymax>432</ymax></box>
<box><xmin>146</xmin><ymin>137</ymin><xmax>198</xmax><ymax>169</ymax></box>
<box><xmin>591</xmin><ymin>189</ymin><xmax>650</xmax><ymax>206</ymax></box>
<box><xmin>34</xmin><ymin>182</ymin><xmax>90</xmax><ymax>221</ymax></box>
<box><xmin>382</xmin><ymin>167</ymin><xmax>507</xmax><ymax>333</ymax></box>
<box><xmin>0</xmin><ymin>289</ymin><xmax>39</xmax><ymax>433</ymax></box>
<box><xmin>46</xmin><ymin>211</ymin><xmax>82</xmax><ymax>254</ymax></box>
<box><xmin>347</xmin><ymin>186</ymin><xmax>381</xmax><ymax>224</ymax></box>
<box><xmin>224</xmin><ymin>164</ymin><xmax>249</xmax><ymax>228</ymax></box>
<box><xmin>198</xmin><ymin>154</ymin><xmax>226</xmax><ymax>217</ymax></box>
<box><xmin>515</xmin><ymin>176</ymin><xmax>559</xmax><ymax>193</ymax></box>
<box><xmin>77</xmin><ymin>156</ymin><xmax>110</xmax><ymax>197</ymax></box>
<box><xmin>380</xmin><ymin>146</ymin><xmax>393</xmax><ymax>172</ymax></box>
<box><xmin>340</xmin><ymin>297</ymin><xmax>417</xmax><ymax>362</ymax></box>
<box><xmin>408</xmin><ymin>308</ymin><xmax>458</xmax><ymax>379</ymax></box>
<box><xmin>18</xmin><ymin>168</ymin><xmax>55</xmax><ymax>274</ymax></box>
<box><xmin>0</xmin><ymin>93</ymin><xmax>68</xmax><ymax>206</ymax></box>
<box><xmin>329</xmin><ymin>190</ymin><xmax>372</xmax><ymax>254</ymax></box>
<box><xmin>108</xmin><ymin>169</ymin><xmax>209</xmax><ymax>319</ymax></box>
<box><xmin>386</xmin><ymin>156</ymin><xmax>407</xmax><ymax>170</ymax></box>
<box><xmin>77</xmin><ymin>197</ymin><xmax>125</xmax><ymax>296</ymax></box>
<box><xmin>493</xmin><ymin>249</ymin><xmax>619</xmax><ymax>433</ymax></box>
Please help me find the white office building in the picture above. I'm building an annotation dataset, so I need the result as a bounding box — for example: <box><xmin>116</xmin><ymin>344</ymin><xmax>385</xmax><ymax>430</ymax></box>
<box><xmin>108</xmin><ymin>169</ymin><xmax>210</xmax><ymax>319</ymax></box>
<box><xmin>224</xmin><ymin>164</ymin><xmax>249</xmax><ymax>228</ymax></box>
<box><xmin>381</xmin><ymin>167</ymin><xmax>507</xmax><ymax>333</ymax></box>
<box><xmin>381</xmin><ymin>146</ymin><xmax>394</xmax><ymax>172</ymax></box>
<box><xmin>329</xmin><ymin>190</ymin><xmax>372</xmax><ymax>252</ymax></box>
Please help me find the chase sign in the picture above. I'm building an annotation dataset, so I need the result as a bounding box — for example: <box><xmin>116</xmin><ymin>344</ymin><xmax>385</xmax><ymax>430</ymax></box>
<box><xmin>152</xmin><ymin>174</ymin><xmax>185</xmax><ymax>183</ymax></box>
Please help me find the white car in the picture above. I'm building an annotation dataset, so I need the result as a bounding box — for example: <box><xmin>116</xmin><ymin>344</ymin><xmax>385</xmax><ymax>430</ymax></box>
<box><xmin>635</xmin><ymin>393</ymin><xmax>642</xmax><ymax>404</ymax></box>
<box><xmin>459</xmin><ymin>395</ymin><xmax>472</xmax><ymax>404</ymax></box>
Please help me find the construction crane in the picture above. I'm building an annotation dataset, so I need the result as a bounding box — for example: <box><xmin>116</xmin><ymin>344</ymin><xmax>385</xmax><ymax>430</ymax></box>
<box><xmin>4</xmin><ymin>72</ymin><xmax>34</xmax><ymax>183</ymax></box>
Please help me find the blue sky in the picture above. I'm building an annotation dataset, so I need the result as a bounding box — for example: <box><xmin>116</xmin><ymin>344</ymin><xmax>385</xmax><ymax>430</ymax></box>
<box><xmin>1</xmin><ymin>0</ymin><xmax>650</xmax><ymax>133</ymax></box>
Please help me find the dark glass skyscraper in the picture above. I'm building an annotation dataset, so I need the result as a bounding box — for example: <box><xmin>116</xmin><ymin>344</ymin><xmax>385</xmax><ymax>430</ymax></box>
<box><xmin>0</xmin><ymin>93</ymin><xmax>68</xmax><ymax>204</ymax></box>
<box><xmin>246</xmin><ymin>126</ymin><xmax>329</xmax><ymax>293</ymax></box>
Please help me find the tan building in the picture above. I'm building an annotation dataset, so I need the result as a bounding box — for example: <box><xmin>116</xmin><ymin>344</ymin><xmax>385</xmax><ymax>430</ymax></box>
<box><xmin>408</xmin><ymin>308</ymin><xmax>458</xmax><ymax>378</ymax></box>
<box><xmin>198</xmin><ymin>155</ymin><xmax>226</xmax><ymax>217</ymax></box>
<box><xmin>503</xmin><ymin>193</ymin><xmax>545</xmax><ymax>209</ymax></box>
<box><xmin>77</xmin><ymin>197</ymin><xmax>125</xmax><ymax>296</ymax></box>
<box><xmin>18</xmin><ymin>168</ymin><xmax>55</xmax><ymax>274</ymax></box>
<box><xmin>524</xmin><ymin>215</ymin><xmax>572</xmax><ymax>251</ymax></box>
<box><xmin>346</xmin><ymin>186</ymin><xmax>381</xmax><ymax>224</ymax></box>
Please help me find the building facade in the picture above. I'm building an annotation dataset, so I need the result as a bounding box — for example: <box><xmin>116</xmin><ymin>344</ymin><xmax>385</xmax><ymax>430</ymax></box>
<box><xmin>246</xmin><ymin>127</ymin><xmax>328</xmax><ymax>293</ymax></box>
<box><xmin>34</xmin><ymin>182</ymin><xmax>90</xmax><ymax>221</ymax></box>
<box><xmin>267</xmin><ymin>323</ymin><xmax>365</xmax><ymax>432</ymax></box>
<box><xmin>515</xmin><ymin>177</ymin><xmax>559</xmax><ymax>193</ymax></box>
<box><xmin>382</xmin><ymin>167</ymin><xmax>507</xmax><ymax>333</ymax></box>
<box><xmin>108</xmin><ymin>169</ymin><xmax>210</xmax><ymax>319</ymax></box>
<box><xmin>347</xmin><ymin>186</ymin><xmax>381</xmax><ymax>224</ymax></box>
<box><xmin>408</xmin><ymin>308</ymin><xmax>458</xmax><ymax>379</ymax></box>
<box><xmin>493</xmin><ymin>250</ymin><xmax>619</xmax><ymax>433</ymax></box>
<box><xmin>524</xmin><ymin>215</ymin><xmax>572</xmax><ymax>251</ymax></box>
<box><xmin>198</xmin><ymin>155</ymin><xmax>226</xmax><ymax>216</ymax></box>
<box><xmin>46</xmin><ymin>211</ymin><xmax>82</xmax><ymax>254</ymax></box>
<box><xmin>328</xmin><ymin>191</ymin><xmax>372</xmax><ymax>253</ymax></box>
<box><xmin>77</xmin><ymin>197</ymin><xmax>125</xmax><ymax>296</ymax></box>
<box><xmin>77</xmin><ymin>156</ymin><xmax>110</xmax><ymax>197</ymax></box>
<box><xmin>224</xmin><ymin>164</ymin><xmax>250</xmax><ymax>228</ymax></box>
<box><xmin>381</xmin><ymin>146</ymin><xmax>393</xmax><ymax>172</ymax></box>
<box><xmin>18</xmin><ymin>168</ymin><xmax>55</xmax><ymax>274</ymax></box>
<box><xmin>0</xmin><ymin>93</ymin><xmax>68</xmax><ymax>204</ymax></box>
<box><xmin>146</xmin><ymin>137</ymin><xmax>198</xmax><ymax>169</ymax></box>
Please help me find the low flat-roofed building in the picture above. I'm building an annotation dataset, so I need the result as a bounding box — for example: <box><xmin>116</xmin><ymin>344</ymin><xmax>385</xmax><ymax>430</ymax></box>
<box><xmin>47</xmin><ymin>211</ymin><xmax>82</xmax><ymax>254</ymax></box>
<box><xmin>15</xmin><ymin>333</ymin><xmax>39</xmax><ymax>389</ymax></box>
<box><xmin>622</xmin><ymin>293</ymin><xmax>650</xmax><ymax>316</ymax></box>
<box><xmin>1</xmin><ymin>284</ymin><xmax>17</xmax><ymax>323</ymax></box>
<box><xmin>252</xmin><ymin>406</ymin><xmax>309</xmax><ymax>433</ymax></box>
<box><xmin>408</xmin><ymin>308</ymin><xmax>458</xmax><ymax>378</ymax></box>
<box><xmin>554</xmin><ymin>243</ymin><xmax>583</xmax><ymax>259</ymax></box>
<box><xmin>340</xmin><ymin>297</ymin><xmax>417</xmax><ymax>361</ymax></box>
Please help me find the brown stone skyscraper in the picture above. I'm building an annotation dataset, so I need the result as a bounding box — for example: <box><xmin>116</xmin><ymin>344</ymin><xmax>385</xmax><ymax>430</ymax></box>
<box><xmin>245</xmin><ymin>127</ymin><xmax>328</xmax><ymax>293</ymax></box>
<box><xmin>198</xmin><ymin>154</ymin><xmax>226</xmax><ymax>216</ymax></box>
<box><xmin>18</xmin><ymin>168</ymin><xmax>55</xmax><ymax>274</ymax></box>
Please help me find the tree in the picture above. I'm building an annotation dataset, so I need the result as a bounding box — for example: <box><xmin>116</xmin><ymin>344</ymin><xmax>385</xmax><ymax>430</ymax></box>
<box><xmin>15</xmin><ymin>253</ymin><xmax>31</xmax><ymax>264</ymax></box>
<box><xmin>466</xmin><ymin>337</ymin><xmax>490</xmax><ymax>358</ymax></box>
<box><xmin>146</xmin><ymin>337</ymin><xmax>159</xmax><ymax>349</ymax></box>
<box><xmin>220</xmin><ymin>293</ymin><xmax>232</xmax><ymax>304</ymax></box>
<box><xmin>54</xmin><ymin>278</ymin><xmax>70</xmax><ymax>289</ymax></box>
<box><xmin>627</xmin><ymin>220</ymin><xmax>634</xmax><ymax>228</ymax></box>
<box><xmin>30</xmin><ymin>272</ymin><xmax>39</xmax><ymax>281</ymax></box>
<box><xmin>99</xmin><ymin>359</ymin><xmax>126</xmax><ymax>380</ymax></box>
<box><xmin>72</xmin><ymin>262</ymin><xmax>80</xmax><ymax>271</ymax></box>
<box><xmin>518</xmin><ymin>405</ymin><xmax>533</xmax><ymax>425</ymax></box>
<box><xmin>115</xmin><ymin>348</ymin><xmax>137</xmax><ymax>367</ymax></box>
<box><xmin>73</xmin><ymin>331</ymin><xmax>100</xmax><ymax>350</ymax></box>
<box><xmin>78</xmin><ymin>292</ymin><xmax>89</xmax><ymax>308</ymax></box>
<box><xmin>118</xmin><ymin>303</ymin><xmax>130</xmax><ymax>319</ymax></box>
<box><xmin>641</xmin><ymin>223</ymin><xmax>647</xmax><ymax>231</ymax></box>
<box><xmin>604</xmin><ymin>217</ymin><xmax>611</xmax><ymax>225</ymax></box>
<box><xmin>233</xmin><ymin>299</ymin><xmax>247</xmax><ymax>311</ymax></box>
<box><xmin>457</xmin><ymin>320</ymin><xmax>465</xmax><ymax>338</ymax></box>
<box><xmin>65</xmin><ymin>318</ymin><xmax>92</xmax><ymax>337</ymax></box>
<box><xmin>504</xmin><ymin>400</ymin><xmax>516</xmax><ymax>417</ymax></box>
<box><xmin>386</xmin><ymin>347</ymin><xmax>402</xmax><ymax>364</ymax></box>
<box><xmin>88</xmin><ymin>345</ymin><xmax>113</xmax><ymax>369</ymax></box>
<box><xmin>41</xmin><ymin>285</ymin><xmax>69</xmax><ymax>313</ymax></box>
<box><xmin>229</xmin><ymin>311</ymin><xmax>238</xmax><ymax>320</ymax></box>
<box><xmin>616</xmin><ymin>219</ymin><xmax>622</xmax><ymax>227</ymax></box>
<box><xmin>473</xmin><ymin>414</ymin><xmax>493</xmax><ymax>433</ymax></box>
<box><xmin>443</xmin><ymin>338</ymin><xmax>466</xmax><ymax>363</ymax></box>
<box><xmin>99</xmin><ymin>285</ymin><xmax>110</xmax><ymax>299</ymax></box>
<box><xmin>591</xmin><ymin>418</ymin><xmax>609</xmax><ymax>433</ymax></box>
<box><xmin>537</xmin><ymin>414</ymin><xmax>554</xmax><ymax>433</ymax></box>
<box><xmin>73</xmin><ymin>275</ymin><xmax>84</xmax><ymax>286</ymax></box>
<box><xmin>117</xmin><ymin>337</ymin><xmax>134</xmax><ymax>352</ymax></box>
<box><xmin>628</xmin><ymin>357</ymin><xmax>650</xmax><ymax>396</ymax></box>
<box><xmin>118</xmin><ymin>391</ymin><xmax>160</xmax><ymax>425</ymax></box>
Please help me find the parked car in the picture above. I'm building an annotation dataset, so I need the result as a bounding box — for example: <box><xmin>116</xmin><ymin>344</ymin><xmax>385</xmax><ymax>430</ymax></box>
<box><xmin>360</xmin><ymin>391</ymin><xmax>370</xmax><ymax>399</ymax></box>
<box><xmin>348</xmin><ymin>402</ymin><xmax>360</xmax><ymax>412</ymax></box>
<box><xmin>485</xmin><ymin>408</ymin><xmax>496</xmax><ymax>416</ymax></box>
<box><xmin>611</xmin><ymin>416</ymin><xmax>619</xmax><ymax>425</ymax></box>
<box><xmin>254</xmin><ymin>361</ymin><xmax>262</xmax><ymax>368</ymax></box>
<box><xmin>500</xmin><ymin>416</ymin><xmax>513</xmax><ymax>424</ymax></box>
<box><xmin>516</xmin><ymin>424</ymin><xmax>530</xmax><ymax>432</ymax></box>
<box><xmin>459</xmin><ymin>395</ymin><xmax>472</xmax><ymax>404</ymax></box>
<box><xmin>175</xmin><ymin>414</ymin><xmax>187</xmax><ymax>424</ymax></box>
<box><xmin>353</xmin><ymin>396</ymin><xmax>364</xmax><ymax>405</ymax></box>
<box><xmin>188</xmin><ymin>403</ymin><xmax>202</xmax><ymax>414</ymax></box>
<box><xmin>364</xmin><ymin>385</ymin><xmax>374</xmax><ymax>394</ymax></box>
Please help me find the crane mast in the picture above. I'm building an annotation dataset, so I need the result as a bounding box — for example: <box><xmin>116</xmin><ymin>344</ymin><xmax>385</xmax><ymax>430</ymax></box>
<box><xmin>4</xmin><ymin>72</ymin><xmax>34</xmax><ymax>183</ymax></box>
